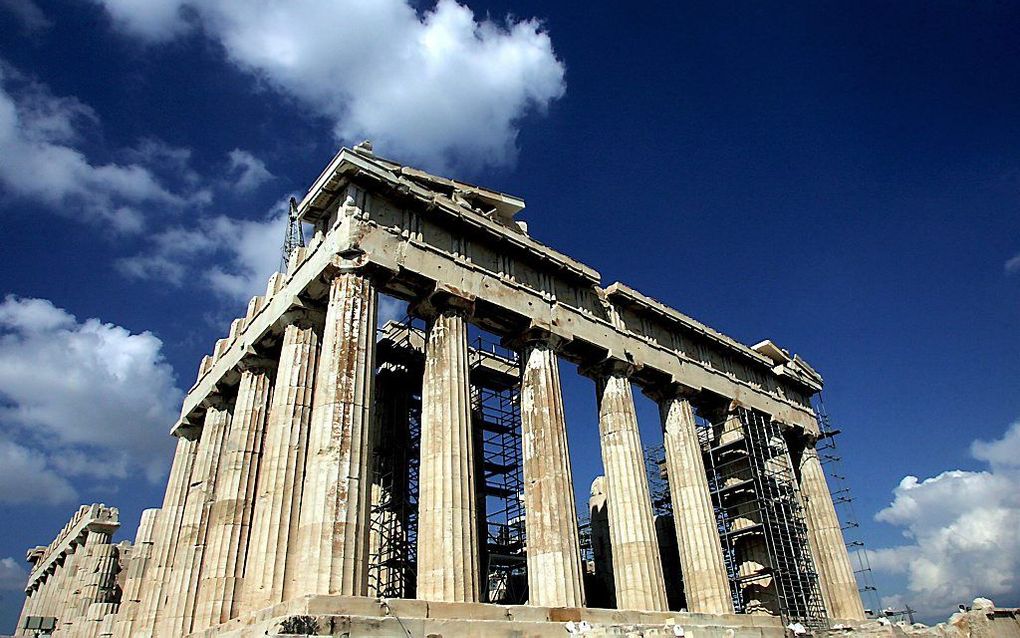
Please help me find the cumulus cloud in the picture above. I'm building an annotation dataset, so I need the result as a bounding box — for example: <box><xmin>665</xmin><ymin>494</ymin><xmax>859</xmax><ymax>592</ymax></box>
<box><xmin>226</xmin><ymin>149</ymin><xmax>274</xmax><ymax>192</ymax></box>
<box><xmin>0</xmin><ymin>439</ymin><xmax>76</xmax><ymax>505</ymax></box>
<box><xmin>91</xmin><ymin>0</ymin><xmax>566</xmax><ymax>171</ymax></box>
<box><xmin>0</xmin><ymin>296</ymin><xmax>182</xmax><ymax>501</ymax></box>
<box><xmin>0</xmin><ymin>556</ymin><xmax>27</xmax><ymax>591</ymax></box>
<box><xmin>868</xmin><ymin>422</ymin><xmax>1020</xmax><ymax>619</ymax></box>
<box><xmin>118</xmin><ymin>198</ymin><xmax>289</xmax><ymax>302</ymax></box>
<box><xmin>0</xmin><ymin>63</ymin><xmax>207</xmax><ymax>232</ymax></box>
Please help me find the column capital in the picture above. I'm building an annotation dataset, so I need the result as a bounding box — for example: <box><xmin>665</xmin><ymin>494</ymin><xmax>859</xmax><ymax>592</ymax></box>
<box><xmin>411</xmin><ymin>283</ymin><xmax>475</xmax><ymax>319</ymax></box>
<box><xmin>201</xmin><ymin>393</ymin><xmax>231</xmax><ymax>412</ymax></box>
<box><xmin>579</xmin><ymin>355</ymin><xmax>640</xmax><ymax>381</ymax></box>
<box><xmin>280</xmin><ymin>305</ymin><xmax>326</xmax><ymax>331</ymax></box>
<box><xmin>323</xmin><ymin>250</ymin><xmax>398</xmax><ymax>282</ymax></box>
<box><xmin>238</xmin><ymin>349</ymin><xmax>278</xmax><ymax>374</ymax></box>
<box><xmin>502</xmin><ymin>320</ymin><xmax>571</xmax><ymax>352</ymax></box>
<box><xmin>641</xmin><ymin>380</ymin><xmax>699</xmax><ymax>404</ymax></box>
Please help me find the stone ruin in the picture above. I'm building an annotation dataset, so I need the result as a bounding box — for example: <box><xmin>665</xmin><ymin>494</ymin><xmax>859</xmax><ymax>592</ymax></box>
<box><xmin>12</xmin><ymin>144</ymin><xmax>1019</xmax><ymax>637</ymax></box>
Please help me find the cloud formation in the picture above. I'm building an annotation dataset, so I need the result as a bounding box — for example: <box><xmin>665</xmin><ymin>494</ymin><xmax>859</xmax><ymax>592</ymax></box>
<box><xmin>0</xmin><ymin>556</ymin><xmax>27</xmax><ymax>592</ymax></box>
<box><xmin>0</xmin><ymin>64</ymin><xmax>207</xmax><ymax>232</ymax></box>
<box><xmin>869</xmin><ymin>421</ymin><xmax>1020</xmax><ymax>619</ymax></box>
<box><xmin>0</xmin><ymin>296</ymin><xmax>182</xmax><ymax>504</ymax></box>
<box><xmin>91</xmin><ymin>0</ymin><xmax>566</xmax><ymax>171</ymax></box>
<box><xmin>118</xmin><ymin>198</ymin><xmax>289</xmax><ymax>302</ymax></box>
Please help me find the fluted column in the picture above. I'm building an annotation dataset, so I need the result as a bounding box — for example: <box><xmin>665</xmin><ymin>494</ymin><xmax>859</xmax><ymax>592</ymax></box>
<box><xmin>798</xmin><ymin>435</ymin><xmax>866</xmax><ymax>620</ymax></box>
<box><xmin>112</xmin><ymin>509</ymin><xmax>159</xmax><ymax>638</ymax></box>
<box><xmin>244</xmin><ymin>314</ymin><xmax>321</xmax><ymax>609</ymax></box>
<box><xmin>416</xmin><ymin>291</ymin><xmax>480</xmax><ymax>602</ymax></box>
<box><xmin>135</xmin><ymin>434</ymin><xmax>199</xmax><ymax>636</ymax></box>
<box><xmin>193</xmin><ymin>363</ymin><xmax>273</xmax><ymax>630</ymax></box>
<box><xmin>590</xmin><ymin>362</ymin><xmax>668</xmax><ymax>612</ymax></box>
<box><xmin>160</xmin><ymin>399</ymin><xmax>232</xmax><ymax>635</ymax></box>
<box><xmin>76</xmin><ymin>533</ymin><xmax>118</xmax><ymax>615</ymax></box>
<box><xmin>515</xmin><ymin>331</ymin><xmax>585</xmax><ymax>608</ymax></box>
<box><xmin>15</xmin><ymin>586</ymin><xmax>36</xmax><ymax>636</ymax></box>
<box><xmin>292</xmin><ymin>272</ymin><xmax>377</xmax><ymax>599</ymax></box>
<box><xmin>54</xmin><ymin>549</ymin><xmax>82</xmax><ymax>630</ymax></box>
<box><xmin>655</xmin><ymin>388</ymin><xmax>734</xmax><ymax>614</ymax></box>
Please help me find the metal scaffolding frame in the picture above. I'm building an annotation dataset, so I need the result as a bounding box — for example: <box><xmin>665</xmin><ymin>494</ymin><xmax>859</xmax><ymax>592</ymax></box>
<box><xmin>699</xmin><ymin>407</ymin><xmax>826</xmax><ymax>626</ymax></box>
<box><xmin>470</xmin><ymin>335</ymin><xmax>527</xmax><ymax>605</ymax></box>
<box><xmin>367</xmin><ymin>319</ymin><xmax>527</xmax><ymax>603</ymax></box>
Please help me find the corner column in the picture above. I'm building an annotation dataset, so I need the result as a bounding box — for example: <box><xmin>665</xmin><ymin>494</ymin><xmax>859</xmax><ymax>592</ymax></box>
<box><xmin>244</xmin><ymin>311</ymin><xmax>322</xmax><ymax>608</ymax></box>
<box><xmin>798</xmin><ymin>434</ymin><xmax>866</xmax><ymax>620</ymax></box>
<box><xmin>588</xmin><ymin>361</ymin><xmax>668</xmax><ymax>612</ymax></box>
<box><xmin>514</xmin><ymin>329</ymin><xmax>585</xmax><ymax>608</ymax></box>
<box><xmin>416</xmin><ymin>289</ymin><xmax>480</xmax><ymax>603</ymax></box>
<box><xmin>193</xmin><ymin>360</ymin><xmax>274</xmax><ymax>630</ymax></box>
<box><xmin>294</xmin><ymin>270</ymin><xmax>378</xmax><ymax>597</ymax></box>
<box><xmin>651</xmin><ymin>386</ymin><xmax>734</xmax><ymax>614</ymax></box>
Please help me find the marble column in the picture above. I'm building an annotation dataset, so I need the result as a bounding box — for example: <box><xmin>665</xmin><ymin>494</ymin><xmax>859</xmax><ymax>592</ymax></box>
<box><xmin>160</xmin><ymin>399</ymin><xmax>232</xmax><ymax>635</ymax></box>
<box><xmin>655</xmin><ymin>389</ymin><xmax>734</xmax><ymax>614</ymax></box>
<box><xmin>244</xmin><ymin>314</ymin><xmax>321</xmax><ymax>609</ymax></box>
<box><xmin>294</xmin><ymin>272</ymin><xmax>377</xmax><ymax>598</ymax></box>
<box><xmin>798</xmin><ymin>435</ymin><xmax>866</xmax><ymax>620</ymax></box>
<box><xmin>416</xmin><ymin>292</ymin><xmax>480</xmax><ymax>603</ymax></box>
<box><xmin>135</xmin><ymin>434</ymin><xmax>199</xmax><ymax>636</ymax></box>
<box><xmin>112</xmin><ymin>509</ymin><xmax>159</xmax><ymax>638</ymax></box>
<box><xmin>193</xmin><ymin>363</ymin><xmax>273</xmax><ymax>630</ymax></box>
<box><xmin>516</xmin><ymin>332</ymin><xmax>585</xmax><ymax>608</ymax></box>
<box><xmin>76</xmin><ymin>532</ymin><xmax>118</xmax><ymax>616</ymax></box>
<box><xmin>591</xmin><ymin>362</ymin><xmax>668</xmax><ymax>612</ymax></box>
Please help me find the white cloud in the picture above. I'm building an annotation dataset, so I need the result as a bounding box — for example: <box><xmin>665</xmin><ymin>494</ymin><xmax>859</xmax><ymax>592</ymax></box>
<box><xmin>91</xmin><ymin>0</ymin><xmax>566</xmax><ymax>171</ymax></box>
<box><xmin>0</xmin><ymin>296</ymin><xmax>182</xmax><ymax>498</ymax></box>
<box><xmin>0</xmin><ymin>439</ymin><xmax>76</xmax><ymax>505</ymax></box>
<box><xmin>868</xmin><ymin>422</ymin><xmax>1020</xmax><ymax>619</ymax></box>
<box><xmin>0</xmin><ymin>63</ymin><xmax>207</xmax><ymax>232</ymax></box>
<box><xmin>118</xmin><ymin>198</ymin><xmax>289</xmax><ymax>302</ymax></box>
<box><xmin>1005</xmin><ymin>254</ymin><xmax>1020</xmax><ymax>274</ymax></box>
<box><xmin>226</xmin><ymin>149</ymin><xmax>273</xmax><ymax>192</ymax></box>
<box><xmin>0</xmin><ymin>556</ymin><xmax>28</xmax><ymax>591</ymax></box>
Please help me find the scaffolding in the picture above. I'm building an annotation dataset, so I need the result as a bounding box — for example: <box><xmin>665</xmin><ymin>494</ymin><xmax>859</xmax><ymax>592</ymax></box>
<box><xmin>699</xmin><ymin>407</ymin><xmax>826</xmax><ymax>626</ymax></box>
<box><xmin>470</xmin><ymin>335</ymin><xmax>527</xmax><ymax>605</ymax></box>
<box><xmin>367</xmin><ymin>319</ymin><xmax>422</xmax><ymax>599</ymax></box>
<box><xmin>367</xmin><ymin>319</ymin><xmax>527</xmax><ymax>603</ymax></box>
<box><xmin>813</xmin><ymin>397</ymin><xmax>881</xmax><ymax>615</ymax></box>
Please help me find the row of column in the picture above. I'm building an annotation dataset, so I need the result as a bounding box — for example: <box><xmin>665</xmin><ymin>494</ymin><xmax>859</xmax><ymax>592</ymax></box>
<box><xmin>115</xmin><ymin>267</ymin><xmax>863</xmax><ymax>638</ymax></box>
<box><xmin>16</xmin><ymin>527</ymin><xmax>123</xmax><ymax>637</ymax></box>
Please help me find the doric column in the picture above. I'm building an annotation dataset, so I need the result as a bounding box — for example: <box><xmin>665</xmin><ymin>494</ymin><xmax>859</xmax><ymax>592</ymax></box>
<box><xmin>54</xmin><ymin>548</ymin><xmax>82</xmax><ymax>630</ymax></box>
<box><xmin>652</xmin><ymin>387</ymin><xmax>734</xmax><ymax>614</ymax></box>
<box><xmin>160</xmin><ymin>398</ymin><xmax>232</xmax><ymax>636</ymax></box>
<box><xmin>588</xmin><ymin>361</ymin><xmax>668</xmax><ymax>612</ymax></box>
<box><xmin>514</xmin><ymin>330</ymin><xmax>585</xmax><ymax>608</ymax></box>
<box><xmin>112</xmin><ymin>509</ymin><xmax>159</xmax><ymax>638</ymax></box>
<box><xmin>75</xmin><ymin>531</ymin><xmax>119</xmax><ymax>616</ymax></box>
<box><xmin>135</xmin><ymin>433</ymin><xmax>199</xmax><ymax>636</ymax></box>
<box><xmin>244</xmin><ymin>312</ymin><xmax>321</xmax><ymax>609</ymax></box>
<box><xmin>416</xmin><ymin>290</ymin><xmax>480</xmax><ymax>603</ymax></box>
<box><xmin>798</xmin><ymin>434</ymin><xmax>866</xmax><ymax>620</ymax></box>
<box><xmin>294</xmin><ymin>271</ymin><xmax>378</xmax><ymax>598</ymax></box>
<box><xmin>193</xmin><ymin>362</ymin><xmax>273</xmax><ymax>630</ymax></box>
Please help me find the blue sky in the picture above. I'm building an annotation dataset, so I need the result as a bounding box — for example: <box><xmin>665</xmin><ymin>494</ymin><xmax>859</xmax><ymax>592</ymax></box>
<box><xmin>1</xmin><ymin>0</ymin><xmax>1019</xmax><ymax>629</ymax></box>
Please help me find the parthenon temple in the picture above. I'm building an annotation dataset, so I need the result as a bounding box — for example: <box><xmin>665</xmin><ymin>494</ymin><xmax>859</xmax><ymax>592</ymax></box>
<box><xmin>15</xmin><ymin>144</ymin><xmax>876</xmax><ymax>637</ymax></box>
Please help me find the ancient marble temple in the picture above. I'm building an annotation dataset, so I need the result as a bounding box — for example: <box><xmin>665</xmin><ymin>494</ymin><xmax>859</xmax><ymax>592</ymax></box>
<box><xmin>14</xmin><ymin>144</ymin><xmax>865</xmax><ymax>637</ymax></box>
